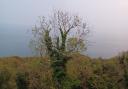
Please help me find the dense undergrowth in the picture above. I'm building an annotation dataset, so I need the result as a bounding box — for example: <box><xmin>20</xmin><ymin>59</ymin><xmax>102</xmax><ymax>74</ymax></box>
<box><xmin>0</xmin><ymin>52</ymin><xmax>128</xmax><ymax>89</ymax></box>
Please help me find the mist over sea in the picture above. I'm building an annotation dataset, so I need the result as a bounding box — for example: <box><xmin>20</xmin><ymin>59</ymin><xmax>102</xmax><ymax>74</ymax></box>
<box><xmin>1</xmin><ymin>0</ymin><xmax>128</xmax><ymax>58</ymax></box>
<box><xmin>0</xmin><ymin>24</ymin><xmax>128</xmax><ymax>58</ymax></box>
<box><xmin>0</xmin><ymin>24</ymin><xmax>32</xmax><ymax>57</ymax></box>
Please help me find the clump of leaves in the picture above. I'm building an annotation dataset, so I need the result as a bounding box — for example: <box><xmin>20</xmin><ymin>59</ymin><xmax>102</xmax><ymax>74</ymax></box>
<box><xmin>16</xmin><ymin>71</ymin><xmax>29</xmax><ymax>89</ymax></box>
<box><xmin>62</xmin><ymin>77</ymin><xmax>82</xmax><ymax>89</ymax></box>
<box><xmin>0</xmin><ymin>69</ymin><xmax>11</xmax><ymax>89</ymax></box>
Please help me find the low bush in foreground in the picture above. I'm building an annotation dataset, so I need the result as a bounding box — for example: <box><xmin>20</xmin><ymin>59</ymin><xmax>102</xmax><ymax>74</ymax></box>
<box><xmin>0</xmin><ymin>53</ymin><xmax>128</xmax><ymax>89</ymax></box>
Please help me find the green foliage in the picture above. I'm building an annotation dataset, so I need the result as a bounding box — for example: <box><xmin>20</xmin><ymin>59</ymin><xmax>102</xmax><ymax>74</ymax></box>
<box><xmin>0</xmin><ymin>69</ymin><xmax>11</xmax><ymax>89</ymax></box>
<box><xmin>51</xmin><ymin>51</ymin><xmax>68</xmax><ymax>89</ymax></box>
<box><xmin>0</xmin><ymin>52</ymin><xmax>128</xmax><ymax>89</ymax></box>
<box><xmin>16</xmin><ymin>72</ymin><xmax>29</xmax><ymax>89</ymax></box>
<box><xmin>87</xmin><ymin>75</ymin><xmax>117</xmax><ymax>89</ymax></box>
<box><xmin>124</xmin><ymin>71</ymin><xmax>128</xmax><ymax>88</ymax></box>
<box><xmin>62</xmin><ymin>77</ymin><xmax>81</xmax><ymax>89</ymax></box>
<box><xmin>44</xmin><ymin>30</ymin><xmax>67</xmax><ymax>89</ymax></box>
<box><xmin>67</xmin><ymin>37</ymin><xmax>86</xmax><ymax>52</ymax></box>
<box><xmin>31</xmin><ymin>10</ymin><xmax>88</xmax><ymax>89</ymax></box>
<box><xmin>117</xmin><ymin>51</ymin><xmax>128</xmax><ymax>88</ymax></box>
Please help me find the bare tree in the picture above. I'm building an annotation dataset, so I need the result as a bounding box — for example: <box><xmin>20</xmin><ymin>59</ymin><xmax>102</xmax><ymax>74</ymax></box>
<box><xmin>31</xmin><ymin>10</ymin><xmax>89</xmax><ymax>89</ymax></box>
<box><xmin>31</xmin><ymin>10</ymin><xmax>88</xmax><ymax>56</ymax></box>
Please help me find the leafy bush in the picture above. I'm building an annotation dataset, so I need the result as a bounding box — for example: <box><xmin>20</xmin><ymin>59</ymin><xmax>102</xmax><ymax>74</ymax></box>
<box><xmin>62</xmin><ymin>77</ymin><xmax>82</xmax><ymax>89</ymax></box>
<box><xmin>87</xmin><ymin>75</ymin><xmax>117</xmax><ymax>89</ymax></box>
<box><xmin>0</xmin><ymin>53</ymin><xmax>128</xmax><ymax>89</ymax></box>
<box><xmin>16</xmin><ymin>72</ymin><xmax>29</xmax><ymax>89</ymax></box>
<box><xmin>0</xmin><ymin>69</ymin><xmax>11</xmax><ymax>89</ymax></box>
<box><xmin>124</xmin><ymin>71</ymin><xmax>128</xmax><ymax>88</ymax></box>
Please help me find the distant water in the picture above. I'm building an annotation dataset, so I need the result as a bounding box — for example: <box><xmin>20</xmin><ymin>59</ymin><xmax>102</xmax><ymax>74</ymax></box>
<box><xmin>0</xmin><ymin>24</ymin><xmax>128</xmax><ymax>58</ymax></box>
<box><xmin>0</xmin><ymin>24</ymin><xmax>32</xmax><ymax>57</ymax></box>
<box><xmin>86</xmin><ymin>30</ymin><xmax>128</xmax><ymax>58</ymax></box>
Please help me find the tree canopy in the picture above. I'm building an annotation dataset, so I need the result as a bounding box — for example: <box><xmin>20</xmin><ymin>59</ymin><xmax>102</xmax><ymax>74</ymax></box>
<box><xmin>31</xmin><ymin>10</ymin><xmax>89</xmax><ymax>89</ymax></box>
<box><xmin>31</xmin><ymin>10</ymin><xmax>89</xmax><ymax>56</ymax></box>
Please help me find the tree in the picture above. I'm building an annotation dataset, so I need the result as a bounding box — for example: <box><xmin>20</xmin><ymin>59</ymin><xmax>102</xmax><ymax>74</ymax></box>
<box><xmin>67</xmin><ymin>37</ymin><xmax>86</xmax><ymax>52</ymax></box>
<box><xmin>31</xmin><ymin>10</ymin><xmax>89</xmax><ymax>89</ymax></box>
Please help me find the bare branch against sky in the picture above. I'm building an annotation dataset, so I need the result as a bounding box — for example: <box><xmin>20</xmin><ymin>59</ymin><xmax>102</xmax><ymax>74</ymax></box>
<box><xmin>0</xmin><ymin>0</ymin><xmax>128</xmax><ymax>57</ymax></box>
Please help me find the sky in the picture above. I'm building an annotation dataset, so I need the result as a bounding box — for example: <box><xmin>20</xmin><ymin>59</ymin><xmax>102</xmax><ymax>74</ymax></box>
<box><xmin>0</xmin><ymin>0</ymin><xmax>128</xmax><ymax>58</ymax></box>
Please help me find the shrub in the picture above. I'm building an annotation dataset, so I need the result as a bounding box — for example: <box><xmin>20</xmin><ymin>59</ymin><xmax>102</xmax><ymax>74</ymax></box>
<box><xmin>0</xmin><ymin>69</ymin><xmax>11</xmax><ymax>89</ymax></box>
<box><xmin>16</xmin><ymin>72</ymin><xmax>29</xmax><ymax>89</ymax></box>
<box><xmin>124</xmin><ymin>71</ymin><xmax>128</xmax><ymax>88</ymax></box>
<box><xmin>87</xmin><ymin>75</ymin><xmax>117</xmax><ymax>89</ymax></box>
<box><xmin>62</xmin><ymin>77</ymin><xmax>82</xmax><ymax>89</ymax></box>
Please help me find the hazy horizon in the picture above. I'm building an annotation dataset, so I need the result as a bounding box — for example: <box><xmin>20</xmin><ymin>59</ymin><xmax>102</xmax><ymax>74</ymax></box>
<box><xmin>1</xmin><ymin>0</ymin><xmax>128</xmax><ymax>58</ymax></box>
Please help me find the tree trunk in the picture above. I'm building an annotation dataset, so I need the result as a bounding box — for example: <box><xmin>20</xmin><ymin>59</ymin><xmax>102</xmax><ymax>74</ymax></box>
<box><xmin>61</xmin><ymin>34</ymin><xmax>67</xmax><ymax>51</ymax></box>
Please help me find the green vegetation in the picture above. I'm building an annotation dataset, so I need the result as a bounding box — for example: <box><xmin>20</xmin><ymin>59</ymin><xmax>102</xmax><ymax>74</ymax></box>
<box><xmin>0</xmin><ymin>52</ymin><xmax>128</xmax><ymax>89</ymax></box>
<box><xmin>31</xmin><ymin>10</ymin><xmax>88</xmax><ymax>89</ymax></box>
<box><xmin>1</xmin><ymin>10</ymin><xmax>127</xmax><ymax>89</ymax></box>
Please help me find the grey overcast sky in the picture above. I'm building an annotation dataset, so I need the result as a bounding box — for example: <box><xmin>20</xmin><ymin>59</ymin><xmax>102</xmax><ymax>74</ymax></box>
<box><xmin>1</xmin><ymin>0</ymin><xmax>128</xmax><ymax>58</ymax></box>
